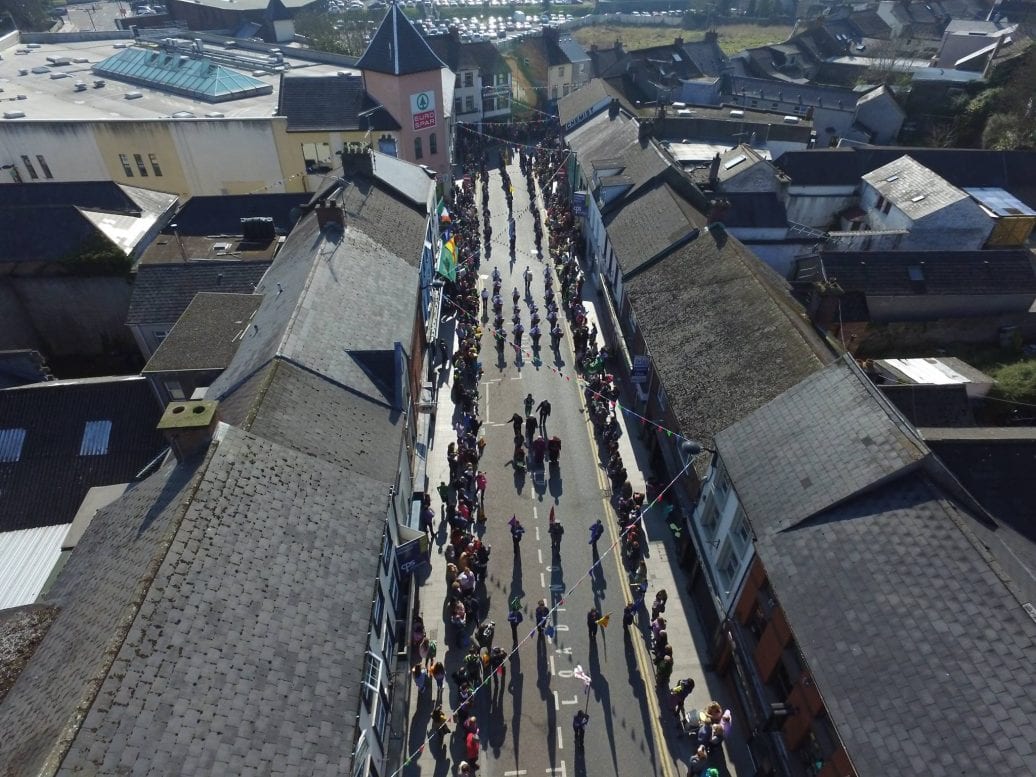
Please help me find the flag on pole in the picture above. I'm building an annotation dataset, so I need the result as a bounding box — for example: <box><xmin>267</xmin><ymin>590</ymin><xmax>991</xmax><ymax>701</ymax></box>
<box><xmin>436</xmin><ymin>198</ymin><xmax>452</xmax><ymax>223</ymax></box>
<box><xmin>573</xmin><ymin>665</ymin><xmax>592</xmax><ymax>688</ymax></box>
<box><xmin>596</xmin><ymin>613</ymin><xmax>611</xmax><ymax>628</ymax></box>
<box><xmin>436</xmin><ymin>237</ymin><xmax>457</xmax><ymax>281</ymax></box>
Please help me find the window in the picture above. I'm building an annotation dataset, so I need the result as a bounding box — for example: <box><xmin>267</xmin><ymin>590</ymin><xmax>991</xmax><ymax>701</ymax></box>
<box><xmin>429</xmin><ymin>133</ymin><xmax>437</xmax><ymax>155</ymax></box>
<box><xmin>463</xmin><ymin>71</ymin><xmax>473</xmax><ymax>87</ymax></box>
<box><xmin>164</xmin><ymin>380</ymin><xmax>185</xmax><ymax>400</ymax></box>
<box><xmin>381</xmin><ymin>532</ymin><xmax>392</xmax><ymax>574</ymax></box>
<box><xmin>657</xmin><ymin>386</ymin><xmax>668</xmax><ymax>412</ymax></box>
<box><xmin>362</xmin><ymin>652</ymin><xmax>382</xmax><ymax>708</ymax></box>
<box><xmin>388</xmin><ymin>563</ymin><xmax>399</xmax><ymax>613</ymax></box>
<box><xmin>714</xmin><ymin>460</ymin><xmax>731</xmax><ymax>500</ymax></box>
<box><xmin>730</xmin><ymin>507</ymin><xmax>751</xmax><ymax>554</ymax></box>
<box><xmin>875</xmin><ymin>194</ymin><xmax>885</xmax><ymax>211</ymax></box>
<box><xmin>882</xmin><ymin>199</ymin><xmax>892</xmax><ymax>215</ymax></box>
<box><xmin>378</xmin><ymin>135</ymin><xmax>397</xmax><ymax>157</ymax></box>
<box><xmin>0</xmin><ymin>428</ymin><xmax>27</xmax><ymax>463</ymax></box>
<box><xmin>21</xmin><ymin>155</ymin><xmax>38</xmax><ymax>180</ymax></box>
<box><xmin>79</xmin><ymin>420</ymin><xmax>113</xmax><ymax>456</ymax></box>
<box><xmin>133</xmin><ymin>153</ymin><xmax>148</xmax><ymax>177</ymax></box>
<box><xmin>119</xmin><ymin>154</ymin><xmax>133</xmax><ymax>177</ymax></box>
<box><xmin>716</xmin><ymin>541</ymin><xmax>740</xmax><ymax>592</ymax></box>
<box><xmin>464</xmin><ymin>95</ymin><xmax>475</xmax><ymax>113</ymax></box>
<box><xmin>699</xmin><ymin>500</ymin><xmax>719</xmax><ymax>540</ymax></box>
<box><xmin>149</xmin><ymin>153</ymin><xmax>163</xmax><ymax>176</ymax></box>
<box><xmin>35</xmin><ymin>155</ymin><xmax>53</xmax><ymax>179</ymax></box>
<box><xmin>414</xmin><ymin>137</ymin><xmax>423</xmax><ymax>160</ymax></box>
<box><xmin>374</xmin><ymin>690</ymin><xmax>390</xmax><ymax>745</ymax></box>
<box><xmin>372</xmin><ymin>585</ymin><xmax>385</xmax><ymax>637</ymax></box>
<box><xmin>496</xmin><ymin>72</ymin><xmax>508</xmax><ymax>86</ymax></box>
<box><xmin>454</xmin><ymin>98</ymin><xmax>462</xmax><ymax>114</ymax></box>
<box><xmin>153</xmin><ymin>329</ymin><xmax>167</xmax><ymax>343</ymax></box>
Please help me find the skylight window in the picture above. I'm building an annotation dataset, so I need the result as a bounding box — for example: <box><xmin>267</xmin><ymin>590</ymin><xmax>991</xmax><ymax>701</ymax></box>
<box><xmin>910</xmin><ymin>194</ymin><xmax>926</xmax><ymax>202</ymax></box>
<box><xmin>0</xmin><ymin>428</ymin><xmax>27</xmax><ymax>463</ymax></box>
<box><xmin>80</xmin><ymin>420</ymin><xmax>113</xmax><ymax>456</ymax></box>
<box><xmin>885</xmin><ymin>174</ymin><xmax>899</xmax><ymax>182</ymax></box>
<box><xmin>724</xmin><ymin>154</ymin><xmax>747</xmax><ymax>170</ymax></box>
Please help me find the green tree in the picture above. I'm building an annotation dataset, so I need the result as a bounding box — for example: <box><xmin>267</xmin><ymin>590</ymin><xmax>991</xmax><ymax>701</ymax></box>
<box><xmin>982</xmin><ymin>112</ymin><xmax>1036</xmax><ymax>150</ymax></box>
<box><xmin>0</xmin><ymin>0</ymin><xmax>51</xmax><ymax>31</ymax></box>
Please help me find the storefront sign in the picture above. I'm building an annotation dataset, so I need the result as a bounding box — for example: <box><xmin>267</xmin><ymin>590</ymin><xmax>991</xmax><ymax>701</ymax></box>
<box><xmin>410</xmin><ymin>90</ymin><xmax>437</xmax><ymax>130</ymax></box>
<box><xmin>632</xmin><ymin>355</ymin><xmax>650</xmax><ymax>384</ymax></box>
<box><xmin>572</xmin><ymin>191</ymin><xmax>587</xmax><ymax>217</ymax></box>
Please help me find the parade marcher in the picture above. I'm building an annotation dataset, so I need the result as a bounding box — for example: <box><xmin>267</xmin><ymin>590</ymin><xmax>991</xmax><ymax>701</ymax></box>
<box><xmin>510</xmin><ymin>516</ymin><xmax>525</xmax><ymax>552</ymax></box>
<box><xmin>535</xmin><ymin>599</ymin><xmax>550</xmax><ymax>636</ymax></box>
<box><xmin>524</xmin><ymin>393</ymin><xmax>535</xmax><ymax>417</ymax></box>
<box><xmin>548</xmin><ymin>517</ymin><xmax>564</xmax><ymax>551</ymax></box>
<box><xmin>587</xmin><ymin>607</ymin><xmax>600</xmax><ymax>639</ymax></box>
<box><xmin>573</xmin><ymin>710</ymin><xmax>589</xmax><ymax>749</ymax></box>
<box><xmin>589</xmin><ymin>518</ymin><xmax>604</xmax><ymax>547</ymax></box>
<box><xmin>536</xmin><ymin>399</ymin><xmax>551</xmax><ymax>431</ymax></box>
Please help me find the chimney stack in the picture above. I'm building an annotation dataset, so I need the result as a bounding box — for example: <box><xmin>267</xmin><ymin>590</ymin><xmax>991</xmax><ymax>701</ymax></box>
<box><xmin>807</xmin><ymin>278</ymin><xmax>844</xmax><ymax>328</ymax></box>
<box><xmin>607</xmin><ymin>97</ymin><xmax>620</xmax><ymax>118</ymax></box>
<box><xmin>157</xmin><ymin>400</ymin><xmax>220</xmax><ymax>463</ymax></box>
<box><xmin>708</xmin><ymin>152</ymin><xmax>721</xmax><ymax>187</ymax></box>
<box><xmin>341</xmin><ymin>144</ymin><xmax>374</xmax><ymax>180</ymax></box>
<box><xmin>315</xmin><ymin>199</ymin><xmax>345</xmax><ymax>230</ymax></box>
<box><xmin>707</xmin><ymin>198</ymin><xmax>730</xmax><ymax>223</ymax></box>
<box><xmin>674</xmin><ymin>36</ymin><xmax>684</xmax><ymax>47</ymax></box>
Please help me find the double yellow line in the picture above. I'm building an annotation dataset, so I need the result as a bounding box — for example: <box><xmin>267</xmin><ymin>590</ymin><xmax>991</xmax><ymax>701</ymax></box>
<box><xmin>563</xmin><ymin>306</ymin><xmax>678</xmax><ymax>777</ymax></box>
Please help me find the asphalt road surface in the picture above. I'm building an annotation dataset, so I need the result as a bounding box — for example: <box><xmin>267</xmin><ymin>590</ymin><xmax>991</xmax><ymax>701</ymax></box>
<box><xmin>407</xmin><ymin>150</ymin><xmax>681</xmax><ymax>777</ymax></box>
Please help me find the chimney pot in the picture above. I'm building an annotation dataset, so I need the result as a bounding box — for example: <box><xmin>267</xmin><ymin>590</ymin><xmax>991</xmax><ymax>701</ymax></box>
<box><xmin>156</xmin><ymin>400</ymin><xmax>219</xmax><ymax>463</ymax></box>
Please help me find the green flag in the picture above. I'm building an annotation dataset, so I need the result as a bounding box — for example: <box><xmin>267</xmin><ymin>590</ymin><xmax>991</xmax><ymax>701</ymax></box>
<box><xmin>436</xmin><ymin>237</ymin><xmax>456</xmax><ymax>281</ymax></box>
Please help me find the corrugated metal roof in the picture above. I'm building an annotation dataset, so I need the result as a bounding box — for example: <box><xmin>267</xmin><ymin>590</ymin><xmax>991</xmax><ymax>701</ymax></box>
<box><xmin>0</xmin><ymin>428</ymin><xmax>27</xmax><ymax>463</ymax></box>
<box><xmin>79</xmin><ymin>420</ymin><xmax>113</xmax><ymax>457</ymax></box>
<box><xmin>0</xmin><ymin>524</ymin><xmax>68</xmax><ymax>610</ymax></box>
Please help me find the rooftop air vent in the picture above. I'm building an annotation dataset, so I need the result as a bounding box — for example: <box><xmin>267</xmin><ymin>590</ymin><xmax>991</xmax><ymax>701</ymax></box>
<box><xmin>125</xmin><ymin>91</ymin><xmax>143</xmax><ymax>99</ymax></box>
<box><xmin>3</xmin><ymin>111</ymin><xmax>26</xmax><ymax>119</ymax></box>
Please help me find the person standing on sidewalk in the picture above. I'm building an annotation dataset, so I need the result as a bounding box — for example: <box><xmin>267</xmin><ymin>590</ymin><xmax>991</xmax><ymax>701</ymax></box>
<box><xmin>536</xmin><ymin>399</ymin><xmax>551</xmax><ymax>432</ymax></box>
<box><xmin>523</xmin><ymin>265</ymin><xmax>533</xmax><ymax>295</ymax></box>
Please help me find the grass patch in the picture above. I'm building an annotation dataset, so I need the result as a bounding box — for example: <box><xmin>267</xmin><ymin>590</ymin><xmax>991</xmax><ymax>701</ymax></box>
<box><xmin>571</xmin><ymin>22</ymin><xmax>793</xmax><ymax>55</ymax></box>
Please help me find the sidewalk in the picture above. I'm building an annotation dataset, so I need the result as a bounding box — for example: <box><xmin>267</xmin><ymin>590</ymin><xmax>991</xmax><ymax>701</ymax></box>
<box><xmin>576</xmin><ymin>263</ymin><xmax>755</xmax><ymax>777</ymax></box>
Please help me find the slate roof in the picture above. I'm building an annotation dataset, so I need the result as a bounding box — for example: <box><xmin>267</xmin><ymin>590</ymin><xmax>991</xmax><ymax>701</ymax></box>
<box><xmin>861</xmin><ymin>155</ymin><xmax>968</xmax><ymax>219</ymax></box>
<box><xmin>0</xmin><ymin>460</ymin><xmax>200</xmax><ymax>774</ymax></box>
<box><xmin>0</xmin><ymin>376</ymin><xmax>167</xmax><ymax>533</ymax></box>
<box><xmin>558</xmin><ymin>37</ymin><xmax>590</xmax><ymax>64</ymax></box>
<box><xmin>355</xmin><ymin>3</ymin><xmax>446</xmax><ymax>75</ymax></box>
<box><xmin>623</xmin><ymin>211</ymin><xmax>831</xmax><ymax>451</ymax></box>
<box><xmin>605</xmin><ymin>181</ymin><xmax>700</xmax><ymax>273</ymax></box>
<box><xmin>588</xmin><ymin>43</ymin><xmax>629</xmax><ymax>79</ymax></box>
<box><xmin>775</xmin><ymin>146</ymin><xmax>1036</xmax><ymax>205</ymax></box>
<box><xmin>558</xmin><ymin>79</ymin><xmax>613</xmax><ymax>128</ymax></box>
<box><xmin>207</xmin><ymin>211</ymin><xmax>418</xmax><ymax>413</ymax></box>
<box><xmin>52</xmin><ymin>425</ymin><xmax>387</xmax><ymax>776</ymax></box>
<box><xmin>567</xmin><ymin>109</ymin><xmax>670</xmax><ymax>214</ymax></box>
<box><xmin>715</xmin><ymin>144</ymin><xmax>771</xmax><ymax>184</ymax></box>
<box><xmin>276</xmin><ymin>73</ymin><xmax>400</xmax><ymax>131</ymax></box>
<box><xmin>142</xmin><ymin>292</ymin><xmax>263</xmax><ymax>373</ymax></box>
<box><xmin>725</xmin><ymin>75</ymin><xmax>859</xmax><ymax>109</ymax></box>
<box><xmin>681</xmin><ymin>37</ymin><xmax>729</xmax><ymax>78</ymax></box>
<box><xmin>717</xmin><ymin>355</ymin><xmax>927</xmax><ymax>532</ymax></box>
<box><xmin>125</xmin><ymin>261</ymin><xmax>271</xmax><ymax>326</ymax></box>
<box><xmin>0</xmin><ymin>182</ymin><xmax>177</xmax><ymax>265</ymax></box>
<box><xmin>756</xmin><ymin>470</ymin><xmax>1036</xmax><ymax>777</ymax></box>
<box><xmin>426</xmin><ymin>36</ymin><xmax>508</xmax><ymax>75</ymax></box>
<box><xmin>246</xmin><ymin>360</ymin><xmax>405</xmax><ymax>482</ymax></box>
<box><xmin>167</xmin><ymin>193</ymin><xmax>310</xmax><ymax>236</ymax></box>
<box><xmin>795</xmin><ymin>250</ymin><xmax>1036</xmax><ymax>296</ymax></box>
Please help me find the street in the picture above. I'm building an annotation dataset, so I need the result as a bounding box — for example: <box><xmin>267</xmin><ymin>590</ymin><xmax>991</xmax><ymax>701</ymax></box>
<box><xmin>404</xmin><ymin>146</ymin><xmax>689</xmax><ymax>777</ymax></box>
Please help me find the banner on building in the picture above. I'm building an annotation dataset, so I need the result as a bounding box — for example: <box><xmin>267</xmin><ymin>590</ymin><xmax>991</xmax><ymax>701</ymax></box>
<box><xmin>572</xmin><ymin>191</ymin><xmax>587</xmax><ymax>217</ymax></box>
<box><xmin>411</xmin><ymin>90</ymin><xmax>437</xmax><ymax>130</ymax></box>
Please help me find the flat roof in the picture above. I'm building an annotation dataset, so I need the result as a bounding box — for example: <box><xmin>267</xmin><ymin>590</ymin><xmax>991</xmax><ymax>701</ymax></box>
<box><xmin>139</xmin><ymin>233</ymin><xmax>283</xmax><ymax>264</ymax></box>
<box><xmin>667</xmin><ymin>141</ymin><xmax>772</xmax><ymax>164</ymax></box>
<box><xmin>0</xmin><ymin>39</ymin><xmax>352</xmax><ymax>121</ymax></box>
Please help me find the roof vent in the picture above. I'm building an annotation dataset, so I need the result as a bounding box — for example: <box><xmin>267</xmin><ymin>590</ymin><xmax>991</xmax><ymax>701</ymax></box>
<box><xmin>729</xmin><ymin>109</ymin><xmax>745</xmax><ymax>118</ymax></box>
<box><xmin>3</xmin><ymin>111</ymin><xmax>26</xmax><ymax>119</ymax></box>
<box><xmin>125</xmin><ymin>91</ymin><xmax>143</xmax><ymax>100</ymax></box>
<box><xmin>783</xmin><ymin>115</ymin><xmax>799</xmax><ymax>124</ymax></box>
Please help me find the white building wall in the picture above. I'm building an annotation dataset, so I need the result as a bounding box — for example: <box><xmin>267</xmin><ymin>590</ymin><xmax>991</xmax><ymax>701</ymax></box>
<box><xmin>691</xmin><ymin>457</ymin><xmax>756</xmax><ymax>617</ymax></box>
<box><xmin>0</xmin><ymin>122</ymin><xmax>109</xmax><ymax>183</ymax></box>
<box><xmin>784</xmin><ymin>184</ymin><xmax>857</xmax><ymax>228</ymax></box>
<box><xmin>168</xmin><ymin>120</ymin><xmax>286</xmax><ymax>195</ymax></box>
